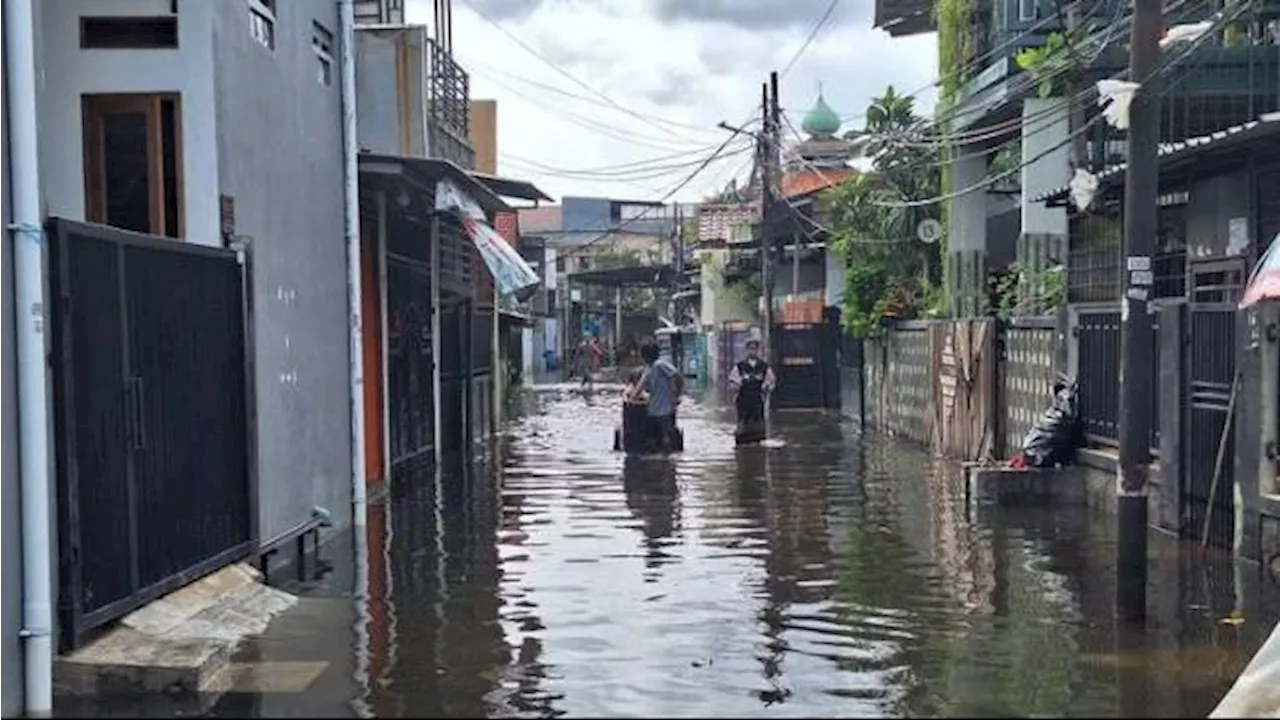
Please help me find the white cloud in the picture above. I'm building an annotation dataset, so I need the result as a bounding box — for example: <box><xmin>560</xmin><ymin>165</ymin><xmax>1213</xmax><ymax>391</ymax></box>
<box><xmin>406</xmin><ymin>0</ymin><xmax>938</xmax><ymax>202</ymax></box>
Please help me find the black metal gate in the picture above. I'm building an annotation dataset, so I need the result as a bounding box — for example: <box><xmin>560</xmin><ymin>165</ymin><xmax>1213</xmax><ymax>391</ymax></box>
<box><xmin>387</xmin><ymin>256</ymin><xmax>435</xmax><ymax>467</ymax></box>
<box><xmin>49</xmin><ymin>219</ymin><xmax>252</xmax><ymax>650</ymax></box>
<box><xmin>1186</xmin><ymin>307</ymin><xmax>1237</xmax><ymax>546</ymax></box>
<box><xmin>1183</xmin><ymin>259</ymin><xmax>1247</xmax><ymax>546</ymax></box>
<box><xmin>772</xmin><ymin>323</ymin><xmax>826</xmax><ymax>409</ymax></box>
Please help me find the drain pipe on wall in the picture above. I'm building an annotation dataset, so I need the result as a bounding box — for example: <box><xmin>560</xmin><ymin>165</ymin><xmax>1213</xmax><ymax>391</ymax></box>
<box><xmin>5</xmin><ymin>0</ymin><xmax>54</xmax><ymax>713</ymax></box>
<box><xmin>339</xmin><ymin>0</ymin><xmax>368</xmax><ymax>529</ymax></box>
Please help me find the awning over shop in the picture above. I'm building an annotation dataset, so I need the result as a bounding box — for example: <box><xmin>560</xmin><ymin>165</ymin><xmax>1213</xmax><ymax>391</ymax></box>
<box><xmin>435</xmin><ymin>177</ymin><xmax>541</xmax><ymax>300</ymax></box>
<box><xmin>358</xmin><ymin>152</ymin><xmax>509</xmax><ymax>215</ymax></box>
<box><xmin>1032</xmin><ymin>112</ymin><xmax>1280</xmax><ymax>207</ymax></box>
<box><xmin>471</xmin><ymin>171</ymin><xmax>554</xmax><ymax>204</ymax></box>
<box><xmin>357</xmin><ymin>151</ymin><xmax>543</xmax><ymax>300</ymax></box>
<box><xmin>567</xmin><ymin>264</ymin><xmax>677</xmax><ymax>288</ymax></box>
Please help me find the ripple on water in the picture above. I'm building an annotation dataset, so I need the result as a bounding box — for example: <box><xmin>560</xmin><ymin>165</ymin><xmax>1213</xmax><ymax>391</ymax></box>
<box><xmin>323</xmin><ymin>385</ymin><xmax>1280</xmax><ymax>720</ymax></box>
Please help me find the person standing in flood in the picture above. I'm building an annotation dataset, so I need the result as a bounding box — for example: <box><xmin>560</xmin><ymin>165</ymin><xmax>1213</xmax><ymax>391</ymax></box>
<box><xmin>571</xmin><ymin>335</ymin><xmax>605</xmax><ymax>389</ymax></box>
<box><xmin>727</xmin><ymin>338</ymin><xmax>776</xmax><ymax>444</ymax></box>
<box><xmin>629</xmin><ymin>342</ymin><xmax>684</xmax><ymax>452</ymax></box>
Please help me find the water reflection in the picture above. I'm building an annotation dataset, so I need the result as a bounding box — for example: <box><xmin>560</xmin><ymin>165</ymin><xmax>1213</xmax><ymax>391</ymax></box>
<box><xmin>69</xmin><ymin>386</ymin><xmax>1275</xmax><ymax>719</ymax></box>
<box><xmin>344</xmin><ymin>389</ymin><xmax>1279</xmax><ymax>718</ymax></box>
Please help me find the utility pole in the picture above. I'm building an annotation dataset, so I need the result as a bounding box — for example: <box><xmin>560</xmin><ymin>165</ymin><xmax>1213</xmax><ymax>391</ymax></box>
<box><xmin>760</xmin><ymin>74</ymin><xmax>784</xmax><ymax>363</ymax></box>
<box><xmin>759</xmin><ymin>82</ymin><xmax>775</xmax><ymax>361</ymax></box>
<box><xmin>673</xmin><ymin>203</ymin><xmax>685</xmax><ymax>323</ymax></box>
<box><xmin>1116</xmin><ymin>0</ymin><xmax>1161</xmax><ymax>623</ymax></box>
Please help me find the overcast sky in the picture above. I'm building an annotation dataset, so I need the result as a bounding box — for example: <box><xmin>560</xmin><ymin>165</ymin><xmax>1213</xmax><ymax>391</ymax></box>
<box><xmin>405</xmin><ymin>0</ymin><xmax>938</xmax><ymax>203</ymax></box>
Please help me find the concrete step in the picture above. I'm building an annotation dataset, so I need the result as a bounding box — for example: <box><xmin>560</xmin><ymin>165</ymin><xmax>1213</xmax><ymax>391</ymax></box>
<box><xmin>54</xmin><ymin>563</ymin><xmax>298</xmax><ymax>697</ymax></box>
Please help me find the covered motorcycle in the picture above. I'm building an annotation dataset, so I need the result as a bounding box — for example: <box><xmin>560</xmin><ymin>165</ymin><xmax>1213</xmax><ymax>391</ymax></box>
<box><xmin>1013</xmin><ymin>375</ymin><xmax>1084</xmax><ymax>469</ymax></box>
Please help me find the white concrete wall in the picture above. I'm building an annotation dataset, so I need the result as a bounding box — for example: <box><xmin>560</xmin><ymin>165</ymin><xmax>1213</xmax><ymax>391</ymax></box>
<box><xmin>824</xmin><ymin>248</ymin><xmax>845</xmax><ymax>309</ymax></box>
<box><xmin>1020</xmin><ymin>97</ymin><xmax>1070</xmax><ymax>236</ymax></box>
<box><xmin>38</xmin><ymin>0</ymin><xmax>221</xmax><ymax>246</ymax></box>
<box><xmin>948</xmin><ymin>152</ymin><xmax>988</xmax><ymax>254</ymax></box>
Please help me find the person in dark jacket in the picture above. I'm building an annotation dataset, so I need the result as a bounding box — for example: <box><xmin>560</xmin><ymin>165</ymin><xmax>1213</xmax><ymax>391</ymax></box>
<box><xmin>727</xmin><ymin>338</ymin><xmax>776</xmax><ymax>444</ymax></box>
<box><xmin>628</xmin><ymin>342</ymin><xmax>684</xmax><ymax>452</ymax></box>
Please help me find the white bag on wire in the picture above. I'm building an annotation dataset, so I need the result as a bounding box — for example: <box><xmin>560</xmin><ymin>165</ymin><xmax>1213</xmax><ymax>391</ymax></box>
<box><xmin>1097</xmin><ymin>79</ymin><xmax>1139</xmax><ymax>130</ymax></box>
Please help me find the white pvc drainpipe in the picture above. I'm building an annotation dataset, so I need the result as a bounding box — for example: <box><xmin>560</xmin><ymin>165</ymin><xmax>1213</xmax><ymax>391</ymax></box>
<box><xmin>4</xmin><ymin>0</ymin><xmax>54</xmax><ymax>712</ymax></box>
<box><xmin>339</xmin><ymin>0</ymin><xmax>368</xmax><ymax>529</ymax></box>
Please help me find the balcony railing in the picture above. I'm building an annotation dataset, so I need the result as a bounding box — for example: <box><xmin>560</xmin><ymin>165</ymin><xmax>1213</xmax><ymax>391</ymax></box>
<box><xmin>425</xmin><ymin>36</ymin><xmax>474</xmax><ymax>169</ymax></box>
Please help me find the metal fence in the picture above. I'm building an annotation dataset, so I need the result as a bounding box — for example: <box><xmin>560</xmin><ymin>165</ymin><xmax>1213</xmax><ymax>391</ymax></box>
<box><xmin>1002</xmin><ymin>317</ymin><xmax>1059</xmax><ymax>457</ymax></box>
<box><xmin>1074</xmin><ymin>308</ymin><xmax>1161</xmax><ymax>450</ymax></box>
<box><xmin>863</xmin><ymin>323</ymin><xmax>931</xmax><ymax>445</ymax></box>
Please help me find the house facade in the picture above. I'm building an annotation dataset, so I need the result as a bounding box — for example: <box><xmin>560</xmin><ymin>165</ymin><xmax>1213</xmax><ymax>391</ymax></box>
<box><xmin>30</xmin><ymin>0</ymin><xmax>355</xmax><ymax>562</ymax></box>
<box><xmin>867</xmin><ymin>0</ymin><xmax>1280</xmax><ymax>556</ymax></box>
<box><xmin>3</xmin><ymin>1</ymin><xmax>360</xmax><ymax>711</ymax></box>
<box><xmin>352</xmin><ymin>11</ymin><xmax>546</xmax><ymax>489</ymax></box>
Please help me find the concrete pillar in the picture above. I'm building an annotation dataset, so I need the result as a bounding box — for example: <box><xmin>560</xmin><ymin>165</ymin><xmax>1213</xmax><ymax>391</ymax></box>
<box><xmin>824</xmin><ymin>249</ymin><xmax>845</xmax><ymax>310</ymax></box>
<box><xmin>947</xmin><ymin>149</ymin><xmax>988</xmax><ymax>317</ymax></box>
<box><xmin>1157</xmin><ymin>303</ymin><xmax>1186</xmax><ymax>535</ymax></box>
<box><xmin>1020</xmin><ymin>97</ymin><xmax>1071</xmax><ymax>238</ymax></box>
<box><xmin>1019</xmin><ymin>97</ymin><xmax>1071</xmax><ymax>314</ymax></box>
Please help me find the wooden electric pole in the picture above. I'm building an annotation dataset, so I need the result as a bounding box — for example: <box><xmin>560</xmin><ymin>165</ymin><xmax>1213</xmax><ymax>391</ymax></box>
<box><xmin>1116</xmin><ymin>0</ymin><xmax>1162</xmax><ymax>623</ymax></box>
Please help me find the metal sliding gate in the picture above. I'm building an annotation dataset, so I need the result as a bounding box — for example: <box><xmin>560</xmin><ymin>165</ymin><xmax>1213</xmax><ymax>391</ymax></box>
<box><xmin>1186</xmin><ymin>306</ymin><xmax>1237</xmax><ymax>546</ymax></box>
<box><xmin>1184</xmin><ymin>258</ymin><xmax>1247</xmax><ymax>547</ymax></box>
<box><xmin>49</xmin><ymin>219</ymin><xmax>253</xmax><ymax>649</ymax></box>
<box><xmin>773</xmin><ymin>322</ymin><xmax>825</xmax><ymax>409</ymax></box>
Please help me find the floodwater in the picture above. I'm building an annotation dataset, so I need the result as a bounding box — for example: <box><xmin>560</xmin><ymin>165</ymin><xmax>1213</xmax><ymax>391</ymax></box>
<box><xmin>63</xmin><ymin>384</ymin><xmax>1280</xmax><ymax>718</ymax></box>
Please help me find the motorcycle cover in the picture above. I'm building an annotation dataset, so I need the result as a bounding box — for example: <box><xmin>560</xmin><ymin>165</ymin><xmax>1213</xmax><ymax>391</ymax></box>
<box><xmin>1019</xmin><ymin>376</ymin><xmax>1084</xmax><ymax>468</ymax></box>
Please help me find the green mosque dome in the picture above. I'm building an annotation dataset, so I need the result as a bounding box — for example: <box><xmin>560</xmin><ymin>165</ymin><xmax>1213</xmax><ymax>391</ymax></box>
<box><xmin>801</xmin><ymin>93</ymin><xmax>841</xmax><ymax>138</ymax></box>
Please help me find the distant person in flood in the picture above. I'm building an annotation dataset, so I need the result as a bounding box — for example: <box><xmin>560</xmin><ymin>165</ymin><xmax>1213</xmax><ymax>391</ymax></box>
<box><xmin>628</xmin><ymin>342</ymin><xmax>684</xmax><ymax>452</ymax></box>
<box><xmin>728</xmin><ymin>338</ymin><xmax>776</xmax><ymax>444</ymax></box>
<box><xmin>571</xmin><ymin>335</ymin><xmax>606</xmax><ymax>388</ymax></box>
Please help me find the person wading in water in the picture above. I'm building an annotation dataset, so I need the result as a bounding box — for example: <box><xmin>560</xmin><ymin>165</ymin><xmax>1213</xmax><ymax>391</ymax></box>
<box><xmin>727</xmin><ymin>338</ymin><xmax>776</xmax><ymax>444</ymax></box>
<box><xmin>571</xmin><ymin>335</ymin><xmax>605</xmax><ymax>389</ymax></box>
<box><xmin>629</xmin><ymin>342</ymin><xmax>684</xmax><ymax>452</ymax></box>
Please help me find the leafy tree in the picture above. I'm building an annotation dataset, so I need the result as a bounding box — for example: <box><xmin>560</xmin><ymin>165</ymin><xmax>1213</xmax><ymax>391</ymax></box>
<box><xmin>826</xmin><ymin>87</ymin><xmax>943</xmax><ymax>336</ymax></box>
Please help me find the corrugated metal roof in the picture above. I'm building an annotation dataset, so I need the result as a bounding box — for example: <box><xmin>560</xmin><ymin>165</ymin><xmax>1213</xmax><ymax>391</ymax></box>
<box><xmin>874</xmin><ymin>0</ymin><xmax>935</xmax><ymax>37</ymax></box>
<box><xmin>1032</xmin><ymin>112</ymin><xmax>1280</xmax><ymax>205</ymax></box>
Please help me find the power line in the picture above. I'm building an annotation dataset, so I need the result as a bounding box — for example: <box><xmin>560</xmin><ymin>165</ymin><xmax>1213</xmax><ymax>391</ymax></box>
<box><xmin>504</xmin><ymin>145</ymin><xmax>752</xmax><ymax>180</ymax></box>
<box><xmin>459</xmin><ymin>54</ymin><xmax>727</xmax><ymax>139</ymax></box>
<box><xmin>455</xmin><ymin>0</ymin><xmax>687</xmax><ymax>139</ymax></box>
<box><xmin>556</xmin><ymin>132</ymin><xmax>748</xmax><ymax>258</ymax></box>
<box><xmin>781</xmin><ymin>0</ymin><xmax>842</xmax><ymax>77</ymax></box>
<box><xmin>472</xmin><ymin>66</ymin><xmax>714</xmax><ymax>153</ymax></box>
<box><xmin>870</xmin><ymin>0</ymin><xmax>1258</xmax><ymax>209</ymax></box>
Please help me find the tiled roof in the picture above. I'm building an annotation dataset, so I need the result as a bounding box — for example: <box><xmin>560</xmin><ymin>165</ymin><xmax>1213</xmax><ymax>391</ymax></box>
<box><xmin>781</xmin><ymin>167</ymin><xmax>856</xmax><ymax>199</ymax></box>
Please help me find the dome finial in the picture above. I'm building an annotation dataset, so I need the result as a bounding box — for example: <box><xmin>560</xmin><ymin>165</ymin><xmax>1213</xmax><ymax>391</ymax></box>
<box><xmin>801</xmin><ymin>87</ymin><xmax>840</xmax><ymax>139</ymax></box>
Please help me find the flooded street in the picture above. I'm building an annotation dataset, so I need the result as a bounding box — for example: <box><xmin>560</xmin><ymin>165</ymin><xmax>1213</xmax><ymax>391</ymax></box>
<box><xmin>66</xmin><ymin>384</ymin><xmax>1280</xmax><ymax>718</ymax></box>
